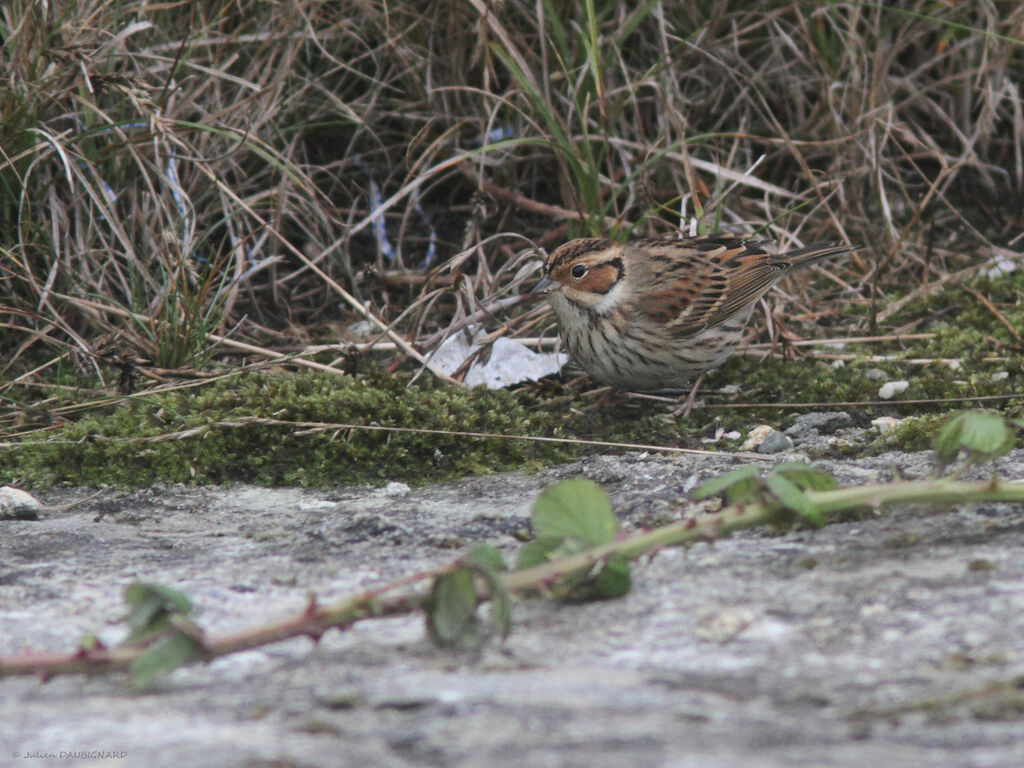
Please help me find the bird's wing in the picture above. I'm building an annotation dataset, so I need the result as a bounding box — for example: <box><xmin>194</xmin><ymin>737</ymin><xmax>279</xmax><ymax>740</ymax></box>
<box><xmin>634</xmin><ymin>237</ymin><xmax>783</xmax><ymax>338</ymax></box>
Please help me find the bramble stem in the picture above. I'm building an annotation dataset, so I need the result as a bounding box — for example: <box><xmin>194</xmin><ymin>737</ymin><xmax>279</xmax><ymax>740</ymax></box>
<box><xmin>3</xmin><ymin>477</ymin><xmax>1022</xmax><ymax>680</ymax></box>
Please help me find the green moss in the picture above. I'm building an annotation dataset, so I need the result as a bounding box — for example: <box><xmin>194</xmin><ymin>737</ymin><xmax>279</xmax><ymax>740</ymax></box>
<box><xmin>909</xmin><ymin>272</ymin><xmax>1024</xmax><ymax>361</ymax></box>
<box><xmin>868</xmin><ymin>413</ymin><xmax>948</xmax><ymax>453</ymax></box>
<box><xmin>0</xmin><ymin>371</ymin><xmax>576</xmax><ymax>488</ymax></box>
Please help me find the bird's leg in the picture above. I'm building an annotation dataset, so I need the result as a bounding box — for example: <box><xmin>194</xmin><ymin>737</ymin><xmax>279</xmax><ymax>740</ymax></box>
<box><xmin>671</xmin><ymin>373</ymin><xmax>706</xmax><ymax>417</ymax></box>
<box><xmin>581</xmin><ymin>385</ymin><xmax>617</xmax><ymax>410</ymax></box>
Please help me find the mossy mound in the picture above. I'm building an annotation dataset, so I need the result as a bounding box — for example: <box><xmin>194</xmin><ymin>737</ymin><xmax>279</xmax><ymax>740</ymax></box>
<box><xmin>0</xmin><ymin>371</ymin><xmax>575</xmax><ymax>488</ymax></box>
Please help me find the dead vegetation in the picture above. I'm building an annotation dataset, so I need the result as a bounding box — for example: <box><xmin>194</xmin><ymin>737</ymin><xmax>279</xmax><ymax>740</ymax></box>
<box><xmin>1</xmin><ymin>1</ymin><xmax>1022</xmax><ymax>444</ymax></box>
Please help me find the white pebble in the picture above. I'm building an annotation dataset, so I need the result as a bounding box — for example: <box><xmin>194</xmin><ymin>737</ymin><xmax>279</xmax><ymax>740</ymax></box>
<box><xmin>0</xmin><ymin>486</ymin><xmax>41</xmax><ymax>517</ymax></box>
<box><xmin>878</xmin><ymin>381</ymin><xmax>909</xmax><ymax>400</ymax></box>
<box><xmin>871</xmin><ymin>416</ymin><xmax>903</xmax><ymax>434</ymax></box>
<box><xmin>381</xmin><ymin>481</ymin><xmax>411</xmax><ymax>497</ymax></box>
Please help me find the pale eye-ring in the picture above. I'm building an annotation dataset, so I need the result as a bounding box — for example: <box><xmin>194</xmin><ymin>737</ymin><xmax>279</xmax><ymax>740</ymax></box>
<box><xmin>570</xmin><ymin>264</ymin><xmax>587</xmax><ymax>279</ymax></box>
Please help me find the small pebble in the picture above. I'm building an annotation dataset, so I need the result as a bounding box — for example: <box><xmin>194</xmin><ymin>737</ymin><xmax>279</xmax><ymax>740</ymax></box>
<box><xmin>0</xmin><ymin>486</ymin><xmax>41</xmax><ymax>520</ymax></box>
<box><xmin>741</xmin><ymin>425</ymin><xmax>775</xmax><ymax>451</ymax></box>
<box><xmin>381</xmin><ymin>481</ymin><xmax>411</xmax><ymax>497</ymax></box>
<box><xmin>756</xmin><ymin>432</ymin><xmax>795</xmax><ymax>454</ymax></box>
<box><xmin>864</xmin><ymin>368</ymin><xmax>888</xmax><ymax>381</ymax></box>
<box><xmin>991</xmin><ymin>371</ymin><xmax>1009</xmax><ymax>382</ymax></box>
<box><xmin>831</xmin><ymin>359</ymin><xmax>846</xmax><ymax>368</ymax></box>
<box><xmin>784</xmin><ymin>411</ymin><xmax>853</xmax><ymax>438</ymax></box>
<box><xmin>694</xmin><ymin>608</ymin><xmax>755</xmax><ymax>642</ymax></box>
<box><xmin>878</xmin><ymin>381</ymin><xmax>909</xmax><ymax>400</ymax></box>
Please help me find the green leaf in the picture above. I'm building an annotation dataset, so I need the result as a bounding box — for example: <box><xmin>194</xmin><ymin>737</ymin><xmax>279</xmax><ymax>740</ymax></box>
<box><xmin>516</xmin><ymin>537</ymin><xmax>561</xmax><ymax>570</ymax></box>
<box><xmin>691</xmin><ymin>465</ymin><xmax>761</xmax><ymax>501</ymax></box>
<box><xmin>531</xmin><ymin>478</ymin><xmax>617</xmax><ymax>546</ymax></box>
<box><xmin>468</xmin><ymin>543</ymin><xmax>507</xmax><ymax>572</ymax></box>
<box><xmin>934</xmin><ymin>416</ymin><xmax>963</xmax><ymax>465</ymax></box>
<box><xmin>765</xmin><ymin>474</ymin><xmax>821</xmax><ymax>527</ymax></box>
<box><xmin>935</xmin><ymin>411</ymin><xmax>1016</xmax><ymax>465</ymax></box>
<box><xmin>934</xmin><ymin>413</ymin><xmax>963</xmax><ymax>463</ymax></box>
<box><xmin>772</xmin><ymin>462</ymin><xmax>837</xmax><ymax>492</ymax></box>
<box><xmin>125</xmin><ymin>582</ymin><xmax>192</xmax><ymax>614</ymax></box>
<box><xmin>476</xmin><ymin>568</ymin><xmax>512</xmax><ymax>639</ymax></box>
<box><xmin>466</xmin><ymin>545</ymin><xmax>512</xmax><ymax>639</ymax></box>
<box><xmin>129</xmin><ymin>630</ymin><xmax>205</xmax><ymax>686</ymax></box>
<box><xmin>490</xmin><ymin>586</ymin><xmax>512</xmax><ymax>639</ymax></box>
<box><xmin>958</xmin><ymin>412</ymin><xmax>1014</xmax><ymax>456</ymax></box>
<box><xmin>557</xmin><ymin>555</ymin><xmax>632</xmax><ymax>602</ymax></box>
<box><xmin>424</xmin><ymin>569</ymin><xmax>479</xmax><ymax>649</ymax></box>
<box><xmin>123</xmin><ymin>583</ymin><xmax>193</xmax><ymax>645</ymax></box>
<box><xmin>956</xmin><ymin>412</ymin><xmax>1016</xmax><ymax>459</ymax></box>
<box><xmin>588</xmin><ymin>555</ymin><xmax>632</xmax><ymax>600</ymax></box>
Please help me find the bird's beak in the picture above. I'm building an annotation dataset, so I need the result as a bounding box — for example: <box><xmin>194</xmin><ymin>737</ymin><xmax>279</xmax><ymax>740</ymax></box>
<box><xmin>532</xmin><ymin>274</ymin><xmax>557</xmax><ymax>294</ymax></box>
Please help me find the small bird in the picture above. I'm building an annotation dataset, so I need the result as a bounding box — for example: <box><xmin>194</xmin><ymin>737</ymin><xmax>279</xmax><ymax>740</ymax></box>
<box><xmin>533</xmin><ymin>235</ymin><xmax>857</xmax><ymax>395</ymax></box>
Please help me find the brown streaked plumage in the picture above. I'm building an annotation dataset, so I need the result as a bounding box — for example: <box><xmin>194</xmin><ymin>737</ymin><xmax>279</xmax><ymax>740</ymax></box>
<box><xmin>534</xmin><ymin>235</ymin><xmax>857</xmax><ymax>391</ymax></box>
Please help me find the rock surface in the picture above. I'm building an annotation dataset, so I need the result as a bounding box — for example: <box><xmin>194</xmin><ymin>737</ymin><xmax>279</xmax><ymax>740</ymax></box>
<box><xmin>3</xmin><ymin>449</ymin><xmax>1024</xmax><ymax>767</ymax></box>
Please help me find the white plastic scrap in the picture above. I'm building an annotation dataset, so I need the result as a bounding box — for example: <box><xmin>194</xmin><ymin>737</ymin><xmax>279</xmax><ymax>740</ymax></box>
<box><xmin>430</xmin><ymin>327</ymin><xmax>568</xmax><ymax>389</ymax></box>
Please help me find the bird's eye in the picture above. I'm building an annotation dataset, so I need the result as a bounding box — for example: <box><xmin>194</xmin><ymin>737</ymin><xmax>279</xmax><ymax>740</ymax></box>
<box><xmin>570</xmin><ymin>264</ymin><xmax>587</xmax><ymax>279</ymax></box>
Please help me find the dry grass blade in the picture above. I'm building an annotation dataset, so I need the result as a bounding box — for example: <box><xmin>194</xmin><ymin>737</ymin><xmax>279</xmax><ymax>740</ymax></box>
<box><xmin>0</xmin><ymin>0</ymin><xmax>1021</xmax><ymax>410</ymax></box>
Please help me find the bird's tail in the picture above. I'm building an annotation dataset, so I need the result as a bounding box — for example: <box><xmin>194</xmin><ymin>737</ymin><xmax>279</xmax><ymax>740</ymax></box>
<box><xmin>777</xmin><ymin>242</ymin><xmax>859</xmax><ymax>269</ymax></box>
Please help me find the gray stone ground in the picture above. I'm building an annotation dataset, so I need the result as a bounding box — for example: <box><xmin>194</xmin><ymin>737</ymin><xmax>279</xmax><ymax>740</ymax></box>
<box><xmin>2</xmin><ymin>443</ymin><xmax>1024</xmax><ymax>768</ymax></box>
